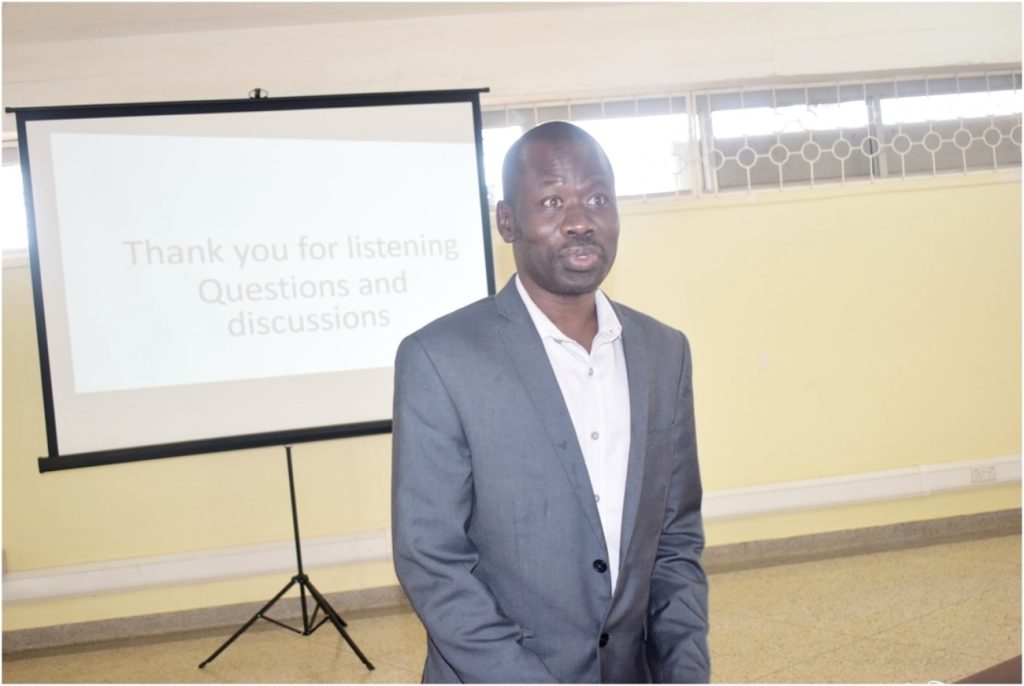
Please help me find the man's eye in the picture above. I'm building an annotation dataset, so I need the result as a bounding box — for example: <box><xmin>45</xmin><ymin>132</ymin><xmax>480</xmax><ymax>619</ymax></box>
<box><xmin>541</xmin><ymin>197</ymin><xmax>563</xmax><ymax>208</ymax></box>
<box><xmin>587</xmin><ymin>194</ymin><xmax>610</xmax><ymax>206</ymax></box>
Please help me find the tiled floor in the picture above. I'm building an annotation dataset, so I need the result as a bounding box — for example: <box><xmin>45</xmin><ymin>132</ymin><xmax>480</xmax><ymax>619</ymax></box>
<box><xmin>3</xmin><ymin>534</ymin><xmax>1020</xmax><ymax>683</ymax></box>
<box><xmin>708</xmin><ymin>534</ymin><xmax>1020</xmax><ymax>683</ymax></box>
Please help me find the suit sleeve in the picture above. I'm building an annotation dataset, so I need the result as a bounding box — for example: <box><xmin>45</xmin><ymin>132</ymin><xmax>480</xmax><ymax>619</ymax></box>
<box><xmin>391</xmin><ymin>335</ymin><xmax>557</xmax><ymax>683</ymax></box>
<box><xmin>647</xmin><ymin>332</ymin><xmax>711</xmax><ymax>683</ymax></box>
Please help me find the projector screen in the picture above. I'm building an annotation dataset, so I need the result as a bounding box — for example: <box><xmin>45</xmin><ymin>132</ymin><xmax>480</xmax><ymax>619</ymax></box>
<box><xmin>13</xmin><ymin>90</ymin><xmax>494</xmax><ymax>471</ymax></box>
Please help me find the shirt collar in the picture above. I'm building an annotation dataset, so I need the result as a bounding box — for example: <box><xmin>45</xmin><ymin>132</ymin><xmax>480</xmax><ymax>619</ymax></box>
<box><xmin>514</xmin><ymin>274</ymin><xmax>623</xmax><ymax>344</ymax></box>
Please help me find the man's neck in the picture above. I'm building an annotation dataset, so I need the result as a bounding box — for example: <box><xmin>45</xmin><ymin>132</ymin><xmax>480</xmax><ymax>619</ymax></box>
<box><xmin>521</xmin><ymin>279</ymin><xmax>599</xmax><ymax>353</ymax></box>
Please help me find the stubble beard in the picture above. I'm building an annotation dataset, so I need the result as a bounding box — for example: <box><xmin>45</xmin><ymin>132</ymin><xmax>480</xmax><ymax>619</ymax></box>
<box><xmin>521</xmin><ymin>242</ymin><xmax>616</xmax><ymax>298</ymax></box>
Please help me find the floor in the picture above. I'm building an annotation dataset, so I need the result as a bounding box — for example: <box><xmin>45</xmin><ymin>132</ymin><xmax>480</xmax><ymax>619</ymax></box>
<box><xmin>3</xmin><ymin>533</ymin><xmax>1020</xmax><ymax>683</ymax></box>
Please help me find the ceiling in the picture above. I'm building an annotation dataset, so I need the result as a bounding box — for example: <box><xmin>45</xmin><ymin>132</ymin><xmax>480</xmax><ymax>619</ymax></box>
<box><xmin>3</xmin><ymin>2</ymin><xmax>587</xmax><ymax>44</ymax></box>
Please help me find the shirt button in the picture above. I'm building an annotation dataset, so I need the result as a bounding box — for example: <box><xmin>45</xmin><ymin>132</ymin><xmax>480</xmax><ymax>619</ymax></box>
<box><xmin>594</xmin><ymin>494</ymin><xmax>601</xmax><ymax>503</ymax></box>
<box><xmin>590</xmin><ymin>431</ymin><xmax>599</xmax><ymax>440</ymax></box>
<box><xmin>599</xmin><ymin>633</ymin><xmax>609</xmax><ymax>647</ymax></box>
<box><xmin>587</xmin><ymin>367</ymin><xmax>594</xmax><ymax>376</ymax></box>
<box><xmin>593</xmin><ymin>559</ymin><xmax>608</xmax><ymax>573</ymax></box>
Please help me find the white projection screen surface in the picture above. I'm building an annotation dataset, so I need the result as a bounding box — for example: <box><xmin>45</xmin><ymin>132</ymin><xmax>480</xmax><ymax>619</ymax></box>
<box><xmin>14</xmin><ymin>91</ymin><xmax>494</xmax><ymax>471</ymax></box>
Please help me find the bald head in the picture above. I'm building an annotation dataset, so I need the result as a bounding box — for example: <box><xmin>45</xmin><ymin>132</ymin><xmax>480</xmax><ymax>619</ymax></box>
<box><xmin>500</xmin><ymin>121</ymin><xmax>614</xmax><ymax>208</ymax></box>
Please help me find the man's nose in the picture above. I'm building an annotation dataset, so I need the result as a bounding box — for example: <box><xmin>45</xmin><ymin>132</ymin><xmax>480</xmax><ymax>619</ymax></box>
<box><xmin>562</xmin><ymin>202</ymin><xmax>595</xmax><ymax>236</ymax></box>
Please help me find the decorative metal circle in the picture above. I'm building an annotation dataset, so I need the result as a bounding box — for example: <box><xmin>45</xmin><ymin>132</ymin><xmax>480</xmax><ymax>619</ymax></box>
<box><xmin>860</xmin><ymin>136</ymin><xmax>881</xmax><ymax>158</ymax></box>
<box><xmin>922</xmin><ymin>131</ymin><xmax>943</xmax><ymax>153</ymax></box>
<box><xmin>800</xmin><ymin>140</ymin><xmax>822</xmax><ymax>163</ymax></box>
<box><xmin>952</xmin><ymin>128</ymin><xmax>973</xmax><ymax>150</ymax></box>
<box><xmin>982</xmin><ymin>126</ymin><xmax>1003</xmax><ymax>148</ymax></box>
<box><xmin>736</xmin><ymin>146</ymin><xmax>758</xmax><ymax>169</ymax></box>
<box><xmin>768</xmin><ymin>143</ymin><xmax>790</xmax><ymax>165</ymax></box>
<box><xmin>890</xmin><ymin>133</ymin><xmax>913</xmax><ymax>155</ymax></box>
<box><xmin>831</xmin><ymin>138</ymin><xmax>853</xmax><ymax>160</ymax></box>
<box><xmin>709</xmin><ymin>148</ymin><xmax>727</xmax><ymax>171</ymax></box>
<box><xmin>1011</xmin><ymin>125</ymin><xmax>1022</xmax><ymax>146</ymax></box>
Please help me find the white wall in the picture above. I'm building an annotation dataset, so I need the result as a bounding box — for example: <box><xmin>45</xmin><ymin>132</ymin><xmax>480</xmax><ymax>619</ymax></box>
<box><xmin>4</xmin><ymin>2</ymin><xmax>1020</xmax><ymax>136</ymax></box>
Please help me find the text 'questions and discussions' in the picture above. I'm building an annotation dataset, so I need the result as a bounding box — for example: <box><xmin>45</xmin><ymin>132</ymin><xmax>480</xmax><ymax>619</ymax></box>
<box><xmin>122</xmin><ymin>234</ymin><xmax>459</xmax><ymax>336</ymax></box>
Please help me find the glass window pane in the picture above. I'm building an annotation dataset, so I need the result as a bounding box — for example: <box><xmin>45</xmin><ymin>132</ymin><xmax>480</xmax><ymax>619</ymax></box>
<box><xmin>575</xmin><ymin>114</ymin><xmax>690</xmax><ymax>196</ymax></box>
<box><xmin>505</xmin><ymin>108</ymin><xmax>537</xmax><ymax>130</ymax></box>
<box><xmin>536</xmin><ymin>105</ymin><xmax>569</xmax><ymax>124</ymax></box>
<box><xmin>880</xmin><ymin>90</ymin><xmax>1023</xmax><ymax>125</ymax></box>
<box><xmin>569</xmin><ymin>102</ymin><xmax>604</xmax><ymax>121</ymax></box>
<box><xmin>483</xmin><ymin>110</ymin><xmax>691</xmax><ymax>200</ymax></box>
<box><xmin>602</xmin><ymin>100</ymin><xmax>636</xmax><ymax>119</ymax></box>
<box><xmin>481</xmin><ymin>125</ymin><xmax>523</xmax><ymax>202</ymax></box>
<box><xmin>481</xmin><ymin>110</ymin><xmax>509</xmax><ymax>129</ymax></box>
<box><xmin>2</xmin><ymin>164</ymin><xmax>29</xmax><ymax>252</ymax></box>
<box><xmin>711</xmin><ymin>100</ymin><xmax>869</xmax><ymax>139</ymax></box>
<box><xmin>637</xmin><ymin>97</ymin><xmax>672</xmax><ymax>117</ymax></box>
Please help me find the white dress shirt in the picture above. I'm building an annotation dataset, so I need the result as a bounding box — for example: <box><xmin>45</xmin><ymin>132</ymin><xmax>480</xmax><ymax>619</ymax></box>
<box><xmin>515</xmin><ymin>275</ymin><xmax>631</xmax><ymax>592</ymax></box>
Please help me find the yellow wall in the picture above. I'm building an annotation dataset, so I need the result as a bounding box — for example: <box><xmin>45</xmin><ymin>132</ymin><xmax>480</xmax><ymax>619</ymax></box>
<box><xmin>3</xmin><ymin>173</ymin><xmax>1020</xmax><ymax>631</ymax></box>
<box><xmin>605</xmin><ymin>175</ymin><xmax>1021</xmax><ymax>487</ymax></box>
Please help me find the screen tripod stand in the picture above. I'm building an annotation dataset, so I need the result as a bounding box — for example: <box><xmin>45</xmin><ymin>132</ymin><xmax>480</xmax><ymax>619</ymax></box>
<box><xmin>199</xmin><ymin>445</ymin><xmax>374</xmax><ymax>671</ymax></box>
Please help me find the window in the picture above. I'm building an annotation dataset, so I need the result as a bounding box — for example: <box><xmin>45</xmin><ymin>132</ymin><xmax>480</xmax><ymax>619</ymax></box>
<box><xmin>481</xmin><ymin>125</ymin><xmax>523</xmax><ymax>203</ymax></box>
<box><xmin>874</xmin><ymin>74</ymin><xmax>1022</xmax><ymax>177</ymax></box>
<box><xmin>574</xmin><ymin>114</ymin><xmax>690</xmax><ymax>197</ymax></box>
<box><xmin>481</xmin><ymin>96</ymin><xmax>691</xmax><ymax>203</ymax></box>
<box><xmin>696</xmin><ymin>70</ymin><xmax>1022</xmax><ymax>193</ymax></box>
<box><xmin>2</xmin><ymin>162</ymin><xmax>29</xmax><ymax>253</ymax></box>
<box><xmin>482</xmin><ymin>68</ymin><xmax>1021</xmax><ymax>201</ymax></box>
<box><xmin>698</xmin><ymin>85</ymin><xmax>875</xmax><ymax>190</ymax></box>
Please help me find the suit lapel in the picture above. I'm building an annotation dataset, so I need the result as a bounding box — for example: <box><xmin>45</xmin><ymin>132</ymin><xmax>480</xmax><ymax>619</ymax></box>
<box><xmin>495</xmin><ymin>280</ymin><xmax>607</xmax><ymax>551</ymax></box>
<box><xmin>615</xmin><ymin>304</ymin><xmax>651</xmax><ymax>580</ymax></box>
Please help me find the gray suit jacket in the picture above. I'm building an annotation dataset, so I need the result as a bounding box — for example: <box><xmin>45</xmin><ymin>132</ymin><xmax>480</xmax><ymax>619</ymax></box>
<box><xmin>392</xmin><ymin>277</ymin><xmax>709</xmax><ymax>683</ymax></box>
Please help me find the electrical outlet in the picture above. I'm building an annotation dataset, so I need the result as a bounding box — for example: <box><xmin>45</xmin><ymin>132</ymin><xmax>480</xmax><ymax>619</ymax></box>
<box><xmin>970</xmin><ymin>465</ymin><xmax>998</xmax><ymax>483</ymax></box>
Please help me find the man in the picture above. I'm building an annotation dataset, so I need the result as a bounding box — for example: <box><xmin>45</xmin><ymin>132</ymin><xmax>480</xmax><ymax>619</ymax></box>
<box><xmin>392</xmin><ymin>121</ymin><xmax>709</xmax><ymax>683</ymax></box>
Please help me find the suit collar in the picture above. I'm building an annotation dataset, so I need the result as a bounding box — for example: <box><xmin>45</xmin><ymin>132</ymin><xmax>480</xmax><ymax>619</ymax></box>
<box><xmin>495</xmin><ymin>276</ymin><xmax>655</xmax><ymax>578</ymax></box>
<box><xmin>495</xmin><ymin>276</ymin><xmax>528</xmax><ymax>322</ymax></box>
<box><xmin>495</xmin><ymin>277</ymin><xmax>608</xmax><ymax>550</ymax></box>
<box><xmin>613</xmin><ymin>303</ymin><xmax>651</xmax><ymax>589</ymax></box>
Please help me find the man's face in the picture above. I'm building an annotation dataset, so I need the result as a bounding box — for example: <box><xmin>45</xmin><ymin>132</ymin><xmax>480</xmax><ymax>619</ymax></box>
<box><xmin>496</xmin><ymin>136</ymin><xmax>619</xmax><ymax>298</ymax></box>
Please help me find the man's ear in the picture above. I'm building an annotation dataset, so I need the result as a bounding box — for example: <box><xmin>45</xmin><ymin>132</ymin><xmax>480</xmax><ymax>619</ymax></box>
<box><xmin>495</xmin><ymin>200</ymin><xmax>516</xmax><ymax>244</ymax></box>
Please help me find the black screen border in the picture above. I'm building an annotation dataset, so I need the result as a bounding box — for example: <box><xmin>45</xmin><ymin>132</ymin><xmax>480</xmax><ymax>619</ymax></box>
<box><xmin>8</xmin><ymin>88</ymin><xmax>494</xmax><ymax>472</ymax></box>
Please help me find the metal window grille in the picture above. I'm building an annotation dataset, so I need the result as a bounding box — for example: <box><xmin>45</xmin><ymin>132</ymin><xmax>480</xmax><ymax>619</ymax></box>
<box><xmin>482</xmin><ymin>67</ymin><xmax>1022</xmax><ymax>201</ymax></box>
<box><xmin>695</xmin><ymin>69</ymin><xmax>1021</xmax><ymax>193</ymax></box>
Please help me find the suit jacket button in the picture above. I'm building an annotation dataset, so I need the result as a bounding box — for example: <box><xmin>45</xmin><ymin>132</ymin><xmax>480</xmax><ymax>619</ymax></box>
<box><xmin>593</xmin><ymin>559</ymin><xmax>608</xmax><ymax>573</ymax></box>
<box><xmin>599</xmin><ymin>632</ymin><xmax>609</xmax><ymax>647</ymax></box>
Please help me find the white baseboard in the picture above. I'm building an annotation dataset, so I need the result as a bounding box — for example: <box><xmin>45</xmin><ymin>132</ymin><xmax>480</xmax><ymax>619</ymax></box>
<box><xmin>2</xmin><ymin>530</ymin><xmax>391</xmax><ymax>604</ymax></box>
<box><xmin>3</xmin><ymin>454</ymin><xmax>1019</xmax><ymax>604</ymax></box>
<box><xmin>702</xmin><ymin>454</ymin><xmax>1021</xmax><ymax>519</ymax></box>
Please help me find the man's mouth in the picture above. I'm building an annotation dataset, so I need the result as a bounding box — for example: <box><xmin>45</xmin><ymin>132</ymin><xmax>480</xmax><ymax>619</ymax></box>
<box><xmin>560</xmin><ymin>245</ymin><xmax>603</xmax><ymax>270</ymax></box>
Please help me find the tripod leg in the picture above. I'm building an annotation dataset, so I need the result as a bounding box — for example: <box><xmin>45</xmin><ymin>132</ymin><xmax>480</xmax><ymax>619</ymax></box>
<box><xmin>198</xmin><ymin>577</ymin><xmax>299</xmax><ymax>668</ymax></box>
<box><xmin>302</xmin><ymin>578</ymin><xmax>375</xmax><ymax>671</ymax></box>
